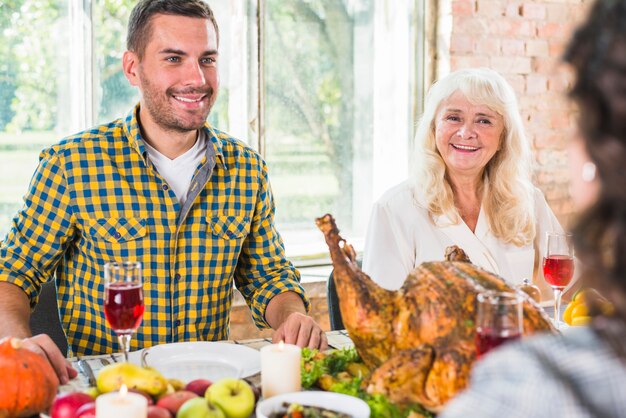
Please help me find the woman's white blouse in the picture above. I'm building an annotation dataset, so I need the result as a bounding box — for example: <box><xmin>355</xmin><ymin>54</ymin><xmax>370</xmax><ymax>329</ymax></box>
<box><xmin>362</xmin><ymin>181</ymin><xmax>564</xmax><ymax>290</ymax></box>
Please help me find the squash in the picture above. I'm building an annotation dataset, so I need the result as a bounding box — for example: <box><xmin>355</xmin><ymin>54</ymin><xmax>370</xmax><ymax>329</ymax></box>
<box><xmin>0</xmin><ymin>337</ymin><xmax>59</xmax><ymax>417</ymax></box>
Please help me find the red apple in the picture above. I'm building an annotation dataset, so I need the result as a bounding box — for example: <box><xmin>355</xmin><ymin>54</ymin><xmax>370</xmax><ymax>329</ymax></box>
<box><xmin>50</xmin><ymin>392</ymin><xmax>95</xmax><ymax>418</ymax></box>
<box><xmin>184</xmin><ymin>379</ymin><xmax>213</xmax><ymax>397</ymax></box>
<box><xmin>75</xmin><ymin>402</ymin><xmax>96</xmax><ymax>418</ymax></box>
<box><xmin>156</xmin><ymin>390</ymin><xmax>199</xmax><ymax>415</ymax></box>
<box><xmin>147</xmin><ymin>405</ymin><xmax>173</xmax><ymax>418</ymax></box>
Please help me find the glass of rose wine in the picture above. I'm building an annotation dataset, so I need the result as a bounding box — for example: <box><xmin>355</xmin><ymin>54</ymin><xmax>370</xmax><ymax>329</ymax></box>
<box><xmin>543</xmin><ymin>232</ymin><xmax>574</xmax><ymax>330</ymax></box>
<box><xmin>475</xmin><ymin>291</ymin><xmax>523</xmax><ymax>358</ymax></box>
<box><xmin>104</xmin><ymin>261</ymin><xmax>144</xmax><ymax>362</ymax></box>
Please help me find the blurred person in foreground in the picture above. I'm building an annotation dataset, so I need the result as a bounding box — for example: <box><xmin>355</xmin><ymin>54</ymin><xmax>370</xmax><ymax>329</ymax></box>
<box><xmin>363</xmin><ymin>67</ymin><xmax>564</xmax><ymax>290</ymax></box>
<box><xmin>441</xmin><ymin>1</ymin><xmax>626</xmax><ymax>416</ymax></box>
<box><xmin>0</xmin><ymin>0</ymin><xmax>326</xmax><ymax>384</ymax></box>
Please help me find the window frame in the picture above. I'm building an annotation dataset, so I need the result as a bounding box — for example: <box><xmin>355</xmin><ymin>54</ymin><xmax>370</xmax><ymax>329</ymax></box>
<box><xmin>1</xmin><ymin>0</ymin><xmax>428</xmax><ymax>269</ymax></box>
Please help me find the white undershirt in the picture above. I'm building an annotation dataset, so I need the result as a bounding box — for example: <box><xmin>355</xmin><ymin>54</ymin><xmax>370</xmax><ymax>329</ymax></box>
<box><xmin>144</xmin><ymin>133</ymin><xmax>207</xmax><ymax>206</ymax></box>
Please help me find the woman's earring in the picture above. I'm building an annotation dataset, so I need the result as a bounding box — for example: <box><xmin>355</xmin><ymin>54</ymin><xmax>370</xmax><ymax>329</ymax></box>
<box><xmin>582</xmin><ymin>161</ymin><xmax>597</xmax><ymax>182</ymax></box>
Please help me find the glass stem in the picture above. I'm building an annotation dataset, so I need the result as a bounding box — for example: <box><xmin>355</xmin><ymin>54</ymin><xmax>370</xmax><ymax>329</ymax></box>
<box><xmin>553</xmin><ymin>288</ymin><xmax>563</xmax><ymax>331</ymax></box>
<box><xmin>118</xmin><ymin>334</ymin><xmax>132</xmax><ymax>362</ymax></box>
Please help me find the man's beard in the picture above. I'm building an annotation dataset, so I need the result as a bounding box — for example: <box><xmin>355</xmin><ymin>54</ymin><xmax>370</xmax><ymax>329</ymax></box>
<box><xmin>140</xmin><ymin>76</ymin><xmax>215</xmax><ymax>133</ymax></box>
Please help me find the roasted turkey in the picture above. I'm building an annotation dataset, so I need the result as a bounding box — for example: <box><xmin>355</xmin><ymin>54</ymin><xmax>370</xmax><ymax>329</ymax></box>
<box><xmin>316</xmin><ymin>214</ymin><xmax>555</xmax><ymax>412</ymax></box>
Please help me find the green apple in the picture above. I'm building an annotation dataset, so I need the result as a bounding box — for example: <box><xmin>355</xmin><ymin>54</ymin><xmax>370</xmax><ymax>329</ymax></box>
<box><xmin>205</xmin><ymin>378</ymin><xmax>255</xmax><ymax>418</ymax></box>
<box><xmin>176</xmin><ymin>397</ymin><xmax>225</xmax><ymax>418</ymax></box>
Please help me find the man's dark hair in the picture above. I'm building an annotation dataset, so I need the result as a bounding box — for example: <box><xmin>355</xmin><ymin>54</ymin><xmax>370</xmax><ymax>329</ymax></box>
<box><xmin>564</xmin><ymin>0</ymin><xmax>626</xmax><ymax>323</ymax></box>
<box><xmin>127</xmin><ymin>0</ymin><xmax>219</xmax><ymax>58</ymax></box>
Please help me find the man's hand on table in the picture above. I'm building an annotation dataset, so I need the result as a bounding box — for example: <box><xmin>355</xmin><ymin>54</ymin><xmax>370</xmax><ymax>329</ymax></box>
<box><xmin>272</xmin><ymin>311</ymin><xmax>328</xmax><ymax>350</ymax></box>
<box><xmin>12</xmin><ymin>334</ymin><xmax>78</xmax><ymax>384</ymax></box>
<box><xmin>266</xmin><ymin>291</ymin><xmax>329</xmax><ymax>350</ymax></box>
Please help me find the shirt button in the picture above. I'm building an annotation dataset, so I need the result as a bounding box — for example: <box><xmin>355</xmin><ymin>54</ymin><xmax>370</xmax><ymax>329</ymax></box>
<box><xmin>162</xmin><ymin>184</ymin><xmax>169</xmax><ymax>191</ymax></box>
<box><xmin>175</xmin><ymin>320</ymin><xmax>181</xmax><ymax>327</ymax></box>
<box><xmin>174</xmin><ymin>274</ymin><xmax>181</xmax><ymax>281</ymax></box>
<box><xmin>113</xmin><ymin>231</ymin><xmax>121</xmax><ymax>239</ymax></box>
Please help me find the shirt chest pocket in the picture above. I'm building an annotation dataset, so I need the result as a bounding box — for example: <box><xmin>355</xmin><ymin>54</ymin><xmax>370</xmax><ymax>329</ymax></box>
<box><xmin>88</xmin><ymin>217</ymin><xmax>148</xmax><ymax>243</ymax></box>
<box><xmin>208</xmin><ymin>215</ymin><xmax>251</xmax><ymax>240</ymax></box>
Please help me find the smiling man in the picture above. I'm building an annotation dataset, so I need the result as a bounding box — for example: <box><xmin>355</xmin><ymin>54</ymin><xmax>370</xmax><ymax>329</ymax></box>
<box><xmin>0</xmin><ymin>0</ymin><xmax>326</xmax><ymax>384</ymax></box>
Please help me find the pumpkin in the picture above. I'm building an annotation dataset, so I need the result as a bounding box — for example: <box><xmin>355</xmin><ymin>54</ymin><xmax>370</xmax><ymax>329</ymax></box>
<box><xmin>0</xmin><ymin>337</ymin><xmax>59</xmax><ymax>417</ymax></box>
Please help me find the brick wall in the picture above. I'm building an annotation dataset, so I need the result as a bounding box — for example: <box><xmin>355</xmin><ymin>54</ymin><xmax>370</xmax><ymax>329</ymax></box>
<box><xmin>229</xmin><ymin>282</ymin><xmax>331</xmax><ymax>340</ymax></box>
<box><xmin>445</xmin><ymin>0</ymin><xmax>592</xmax><ymax>227</ymax></box>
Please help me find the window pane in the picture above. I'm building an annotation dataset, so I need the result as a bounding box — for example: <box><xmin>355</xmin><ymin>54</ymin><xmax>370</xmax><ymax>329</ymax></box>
<box><xmin>93</xmin><ymin>0</ymin><xmax>137</xmax><ymax>123</ymax></box>
<box><xmin>265</xmin><ymin>1</ymin><xmax>419</xmax><ymax>259</ymax></box>
<box><xmin>265</xmin><ymin>0</ymin><xmax>376</xmax><ymax>256</ymax></box>
<box><xmin>0</xmin><ymin>0</ymin><xmax>69</xmax><ymax>238</ymax></box>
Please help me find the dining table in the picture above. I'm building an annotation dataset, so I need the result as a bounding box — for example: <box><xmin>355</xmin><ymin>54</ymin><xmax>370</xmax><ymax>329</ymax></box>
<box><xmin>61</xmin><ymin>330</ymin><xmax>355</xmax><ymax>394</ymax></box>
<box><xmin>49</xmin><ymin>303</ymin><xmax>571</xmax><ymax>418</ymax></box>
<box><xmin>62</xmin><ymin>301</ymin><xmax>567</xmax><ymax>393</ymax></box>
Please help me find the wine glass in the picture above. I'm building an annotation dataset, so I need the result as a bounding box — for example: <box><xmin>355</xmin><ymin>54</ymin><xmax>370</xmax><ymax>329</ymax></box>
<box><xmin>475</xmin><ymin>291</ymin><xmax>523</xmax><ymax>358</ymax></box>
<box><xmin>104</xmin><ymin>261</ymin><xmax>144</xmax><ymax>362</ymax></box>
<box><xmin>542</xmin><ymin>232</ymin><xmax>575</xmax><ymax>330</ymax></box>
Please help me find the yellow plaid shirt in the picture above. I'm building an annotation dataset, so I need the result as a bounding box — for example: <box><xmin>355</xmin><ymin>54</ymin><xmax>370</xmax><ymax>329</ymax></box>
<box><xmin>0</xmin><ymin>105</ymin><xmax>308</xmax><ymax>356</ymax></box>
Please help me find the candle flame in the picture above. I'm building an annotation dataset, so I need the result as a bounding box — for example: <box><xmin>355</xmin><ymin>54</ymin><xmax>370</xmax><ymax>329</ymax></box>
<box><xmin>278</xmin><ymin>340</ymin><xmax>284</xmax><ymax>350</ymax></box>
<box><xmin>120</xmin><ymin>383</ymin><xmax>128</xmax><ymax>397</ymax></box>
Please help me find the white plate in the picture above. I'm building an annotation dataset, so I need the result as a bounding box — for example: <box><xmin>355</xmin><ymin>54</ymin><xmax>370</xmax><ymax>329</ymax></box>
<box><xmin>256</xmin><ymin>391</ymin><xmax>370</xmax><ymax>418</ymax></box>
<box><xmin>130</xmin><ymin>342</ymin><xmax>261</xmax><ymax>382</ymax></box>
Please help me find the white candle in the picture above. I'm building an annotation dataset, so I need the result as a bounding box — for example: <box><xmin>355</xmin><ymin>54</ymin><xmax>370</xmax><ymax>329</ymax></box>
<box><xmin>261</xmin><ymin>341</ymin><xmax>302</xmax><ymax>398</ymax></box>
<box><xmin>96</xmin><ymin>385</ymin><xmax>148</xmax><ymax>418</ymax></box>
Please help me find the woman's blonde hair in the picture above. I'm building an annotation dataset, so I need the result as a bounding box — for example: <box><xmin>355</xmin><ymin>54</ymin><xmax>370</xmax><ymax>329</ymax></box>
<box><xmin>413</xmin><ymin>67</ymin><xmax>536</xmax><ymax>246</ymax></box>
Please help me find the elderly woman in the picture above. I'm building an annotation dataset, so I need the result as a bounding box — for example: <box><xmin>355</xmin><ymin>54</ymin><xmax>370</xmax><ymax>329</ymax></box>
<box><xmin>363</xmin><ymin>67</ymin><xmax>563</xmax><ymax>289</ymax></box>
<box><xmin>440</xmin><ymin>1</ymin><xmax>626</xmax><ymax>416</ymax></box>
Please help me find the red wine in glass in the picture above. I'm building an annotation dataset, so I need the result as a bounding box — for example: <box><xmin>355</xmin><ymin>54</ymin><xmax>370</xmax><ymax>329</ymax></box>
<box><xmin>104</xmin><ymin>261</ymin><xmax>143</xmax><ymax>362</ymax></box>
<box><xmin>475</xmin><ymin>328</ymin><xmax>521</xmax><ymax>358</ymax></box>
<box><xmin>104</xmin><ymin>283</ymin><xmax>144</xmax><ymax>333</ymax></box>
<box><xmin>544</xmin><ymin>233</ymin><xmax>575</xmax><ymax>330</ymax></box>
<box><xmin>543</xmin><ymin>255</ymin><xmax>574</xmax><ymax>288</ymax></box>
<box><xmin>475</xmin><ymin>291</ymin><xmax>523</xmax><ymax>358</ymax></box>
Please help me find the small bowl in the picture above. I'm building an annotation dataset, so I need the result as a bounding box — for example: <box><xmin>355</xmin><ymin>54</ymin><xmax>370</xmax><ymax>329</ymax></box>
<box><xmin>256</xmin><ymin>391</ymin><xmax>370</xmax><ymax>418</ymax></box>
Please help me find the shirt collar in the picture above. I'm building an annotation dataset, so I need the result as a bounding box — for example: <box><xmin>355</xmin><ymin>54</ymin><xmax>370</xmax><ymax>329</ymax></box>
<box><xmin>122</xmin><ymin>103</ymin><xmax>225</xmax><ymax>168</ymax></box>
<box><xmin>122</xmin><ymin>104</ymin><xmax>147</xmax><ymax>159</ymax></box>
<box><xmin>204</xmin><ymin>123</ymin><xmax>225</xmax><ymax>169</ymax></box>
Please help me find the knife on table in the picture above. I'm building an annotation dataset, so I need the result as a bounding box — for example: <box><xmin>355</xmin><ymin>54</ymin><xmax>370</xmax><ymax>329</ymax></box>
<box><xmin>77</xmin><ymin>357</ymin><xmax>97</xmax><ymax>387</ymax></box>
